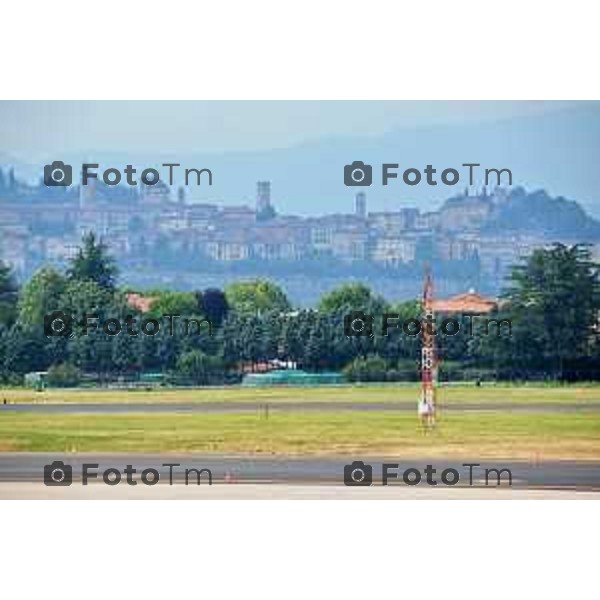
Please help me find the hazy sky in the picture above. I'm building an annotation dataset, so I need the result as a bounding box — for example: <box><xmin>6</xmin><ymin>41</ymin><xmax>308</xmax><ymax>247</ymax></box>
<box><xmin>1</xmin><ymin>101</ymin><xmax>598</xmax><ymax>218</ymax></box>
<box><xmin>0</xmin><ymin>100</ymin><xmax>578</xmax><ymax>161</ymax></box>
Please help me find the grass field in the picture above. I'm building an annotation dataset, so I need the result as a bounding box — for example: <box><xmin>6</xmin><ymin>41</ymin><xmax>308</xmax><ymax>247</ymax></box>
<box><xmin>1</xmin><ymin>410</ymin><xmax>600</xmax><ymax>459</ymax></box>
<box><xmin>2</xmin><ymin>385</ymin><xmax>600</xmax><ymax>459</ymax></box>
<box><xmin>2</xmin><ymin>383</ymin><xmax>600</xmax><ymax>405</ymax></box>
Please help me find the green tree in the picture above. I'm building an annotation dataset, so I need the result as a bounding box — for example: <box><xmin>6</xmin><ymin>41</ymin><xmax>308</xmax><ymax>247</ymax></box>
<box><xmin>303</xmin><ymin>327</ymin><xmax>326</xmax><ymax>371</ymax></box>
<box><xmin>67</xmin><ymin>232</ymin><xmax>118</xmax><ymax>289</ymax></box>
<box><xmin>149</xmin><ymin>290</ymin><xmax>198</xmax><ymax>317</ymax></box>
<box><xmin>318</xmin><ymin>283</ymin><xmax>387</xmax><ymax>315</ymax></box>
<box><xmin>478</xmin><ymin>244</ymin><xmax>600</xmax><ymax>380</ymax></box>
<box><xmin>111</xmin><ymin>331</ymin><xmax>141</xmax><ymax>375</ymax></box>
<box><xmin>58</xmin><ymin>280</ymin><xmax>122</xmax><ymax>379</ymax></box>
<box><xmin>176</xmin><ymin>350</ymin><xmax>224</xmax><ymax>385</ymax></box>
<box><xmin>343</xmin><ymin>355</ymin><xmax>389</xmax><ymax>382</ymax></box>
<box><xmin>17</xmin><ymin>266</ymin><xmax>67</xmax><ymax>326</ymax></box>
<box><xmin>1</xmin><ymin>323</ymin><xmax>50</xmax><ymax>375</ymax></box>
<box><xmin>378</xmin><ymin>300</ymin><xmax>421</xmax><ymax>363</ymax></box>
<box><xmin>199</xmin><ymin>288</ymin><xmax>229</xmax><ymax>326</ymax></box>
<box><xmin>225</xmin><ymin>279</ymin><xmax>291</xmax><ymax>316</ymax></box>
<box><xmin>221</xmin><ymin>313</ymin><xmax>244</xmax><ymax>368</ymax></box>
<box><xmin>0</xmin><ymin>261</ymin><xmax>18</xmax><ymax>327</ymax></box>
<box><xmin>46</xmin><ymin>363</ymin><xmax>82</xmax><ymax>387</ymax></box>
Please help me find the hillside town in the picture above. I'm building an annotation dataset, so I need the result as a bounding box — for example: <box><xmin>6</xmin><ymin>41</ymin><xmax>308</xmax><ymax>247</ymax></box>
<box><xmin>1</xmin><ymin>167</ymin><xmax>599</xmax><ymax>301</ymax></box>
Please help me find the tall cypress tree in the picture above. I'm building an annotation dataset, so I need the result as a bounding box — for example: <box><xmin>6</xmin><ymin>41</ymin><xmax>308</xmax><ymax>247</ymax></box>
<box><xmin>67</xmin><ymin>232</ymin><xmax>118</xmax><ymax>290</ymax></box>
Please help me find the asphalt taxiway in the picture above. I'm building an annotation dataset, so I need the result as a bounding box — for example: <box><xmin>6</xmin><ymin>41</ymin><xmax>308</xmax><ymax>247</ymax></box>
<box><xmin>1</xmin><ymin>453</ymin><xmax>598</xmax><ymax>489</ymax></box>
<box><xmin>1</xmin><ymin>401</ymin><xmax>598</xmax><ymax>414</ymax></box>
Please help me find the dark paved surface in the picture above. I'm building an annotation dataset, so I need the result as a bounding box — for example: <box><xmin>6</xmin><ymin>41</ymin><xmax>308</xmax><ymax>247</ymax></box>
<box><xmin>1</xmin><ymin>453</ymin><xmax>599</xmax><ymax>489</ymax></box>
<box><xmin>2</xmin><ymin>402</ymin><xmax>599</xmax><ymax>413</ymax></box>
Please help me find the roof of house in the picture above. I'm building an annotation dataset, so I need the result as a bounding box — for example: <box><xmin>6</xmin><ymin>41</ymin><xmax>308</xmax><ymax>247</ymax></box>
<box><xmin>431</xmin><ymin>290</ymin><xmax>497</xmax><ymax>314</ymax></box>
<box><xmin>126</xmin><ymin>292</ymin><xmax>157</xmax><ymax>313</ymax></box>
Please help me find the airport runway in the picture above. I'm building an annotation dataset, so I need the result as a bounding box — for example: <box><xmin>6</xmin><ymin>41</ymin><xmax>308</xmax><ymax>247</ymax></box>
<box><xmin>1</xmin><ymin>453</ymin><xmax>599</xmax><ymax>490</ymax></box>
<box><xmin>3</xmin><ymin>404</ymin><xmax>599</xmax><ymax>497</ymax></box>
<box><xmin>2</xmin><ymin>482</ymin><xmax>598</xmax><ymax>499</ymax></box>
<box><xmin>1</xmin><ymin>401</ymin><xmax>599</xmax><ymax>414</ymax></box>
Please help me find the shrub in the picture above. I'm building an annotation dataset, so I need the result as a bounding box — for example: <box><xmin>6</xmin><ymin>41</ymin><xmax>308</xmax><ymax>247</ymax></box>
<box><xmin>343</xmin><ymin>355</ymin><xmax>389</xmax><ymax>382</ymax></box>
<box><xmin>46</xmin><ymin>363</ymin><xmax>81</xmax><ymax>388</ymax></box>
<box><xmin>175</xmin><ymin>350</ymin><xmax>225</xmax><ymax>385</ymax></box>
<box><xmin>395</xmin><ymin>359</ymin><xmax>420</xmax><ymax>382</ymax></box>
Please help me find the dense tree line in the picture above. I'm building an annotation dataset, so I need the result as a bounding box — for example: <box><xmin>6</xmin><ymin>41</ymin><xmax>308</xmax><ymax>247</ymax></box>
<box><xmin>0</xmin><ymin>234</ymin><xmax>599</xmax><ymax>385</ymax></box>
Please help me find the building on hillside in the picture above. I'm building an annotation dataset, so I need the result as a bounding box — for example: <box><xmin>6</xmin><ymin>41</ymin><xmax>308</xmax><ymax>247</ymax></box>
<box><xmin>78</xmin><ymin>203</ymin><xmax>136</xmax><ymax>237</ymax></box>
<box><xmin>185</xmin><ymin>203</ymin><xmax>220</xmax><ymax>231</ymax></box>
<box><xmin>368</xmin><ymin>209</ymin><xmax>417</xmax><ymax>236</ymax></box>
<box><xmin>219</xmin><ymin>205</ymin><xmax>256</xmax><ymax>227</ymax></box>
<box><xmin>205</xmin><ymin>229</ymin><xmax>252</xmax><ymax>261</ymax></box>
<box><xmin>0</xmin><ymin>227</ymin><xmax>28</xmax><ymax>273</ymax></box>
<box><xmin>477</xmin><ymin>234</ymin><xmax>547</xmax><ymax>278</ymax></box>
<box><xmin>43</xmin><ymin>237</ymin><xmax>81</xmax><ymax>262</ymax></box>
<box><xmin>252</xmin><ymin>218</ymin><xmax>309</xmax><ymax>261</ymax></box>
<box><xmin>370</xmin><ymin>236</ymin><xmax>417</xmax><ymax>266</ymax></box>
<box><xmin>414</xmin><ymin>211</ymin><xmax>441</xmax><ymax>231</ymax></box>
<box><xmin>140</xmin><ymin>180</ymin><xmax>171</xmax><ymax>205</ymax></box>
<box><xmin>355</xmin><ymin>192</ymin><xmax>366</xmax><ymax>218</ymax></box>
<box><xmin>590</xmin><ymin>243</ymin><xmax>600</xmax><ymax>263</ymax></box>
<box><xmin>308</xmin><ymin>214</ymin><xmax>368</xmax><ymax>260</ymax></box>
<box><xmin>435</xmin><ymin>233</ymin><xmax>480</xmax><ymax>261</ymax></box>
<box><xmin>256</xmin><ymin>181</ymin><xmax>272</xmax><ymax>213</ymax></box>
<box><xmin>439</xmin><ymin>192</ymin><xmax>493</xmax><ymax>232</ymax></box>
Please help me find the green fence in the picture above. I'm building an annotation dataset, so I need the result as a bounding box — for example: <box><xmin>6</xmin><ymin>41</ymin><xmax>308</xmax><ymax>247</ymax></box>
<box><xmin>241</xmin><ymin>369</ymin><xmax>346</xmax><ymax>387</ymax></box>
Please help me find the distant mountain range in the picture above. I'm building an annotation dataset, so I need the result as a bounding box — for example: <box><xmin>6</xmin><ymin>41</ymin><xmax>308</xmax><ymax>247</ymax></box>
<box><xmin>2</xmin><ymin>104</ymin><xmax>600</xmax><ymax>219</ymax></box>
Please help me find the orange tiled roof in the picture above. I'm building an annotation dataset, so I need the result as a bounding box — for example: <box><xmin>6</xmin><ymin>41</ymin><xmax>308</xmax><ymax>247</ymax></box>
<box><xmin>126</xmin><ymin>292</ymin><xmax>157</xmax><ymax>313</ymax></box>
<box><xmin>430</xmin><ymin>291</ymin><xmax>497</xmax><ymax>314</ymax></box>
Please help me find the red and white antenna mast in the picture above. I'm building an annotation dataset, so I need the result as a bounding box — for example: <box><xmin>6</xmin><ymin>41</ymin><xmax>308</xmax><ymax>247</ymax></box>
<box><xmin>419</xmin><ymin>267</ymin><xmax>437</xmax><ymax>427</ymax></box>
